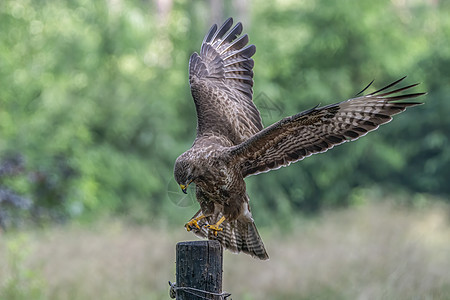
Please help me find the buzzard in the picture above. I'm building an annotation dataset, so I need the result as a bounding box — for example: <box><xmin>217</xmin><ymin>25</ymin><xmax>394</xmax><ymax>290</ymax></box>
<box><xmin>174</xmin><ymin>18</ymin><xmax>424</xmax><ymax>260</ymax></box>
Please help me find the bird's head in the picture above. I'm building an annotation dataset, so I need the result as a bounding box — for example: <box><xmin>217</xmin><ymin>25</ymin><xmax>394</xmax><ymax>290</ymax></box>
<box><xmin>174</xmin><ymin>153</ymin><xmax>197</xmax><ymax>194</ymax></box>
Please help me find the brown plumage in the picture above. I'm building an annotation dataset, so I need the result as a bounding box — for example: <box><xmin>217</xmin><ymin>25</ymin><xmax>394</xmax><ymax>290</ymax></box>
<box><xmin>174</xmin><ymin>17</ymin><xmax>425</xmax><ymax>260</ymax></box>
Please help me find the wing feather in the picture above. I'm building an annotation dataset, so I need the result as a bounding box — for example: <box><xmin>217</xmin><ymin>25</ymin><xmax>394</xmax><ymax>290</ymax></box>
<box><xmin>220</xmin><ymin>34</ymin><xmax>248</xmax><ymax>54</ymax></box>
<box><xmin>229</xmin><ymin>78</ymin><xmax>425</xmax><ymax>177</ymax></box>
<box><xmin>189</xmin><ymin>18</ymin><xmax>263</xmax><ymax>145</ymax></box>
<box><xmin>210</xmin><ymin>17</ymin><xmax>234</xmax><ymax>44</ymax></box>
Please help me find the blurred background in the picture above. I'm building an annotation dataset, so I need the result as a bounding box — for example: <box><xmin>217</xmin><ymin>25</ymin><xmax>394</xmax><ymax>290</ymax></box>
<box><xmin>0</xmin><ymin>0</ymin><xmax>449</xmax><ymax>299</ymax></box>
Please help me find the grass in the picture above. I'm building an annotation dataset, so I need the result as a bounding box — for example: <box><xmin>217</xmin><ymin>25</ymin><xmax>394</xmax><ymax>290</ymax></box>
<box><xmin>1</xmin><ymin>200</ymin><xmax>450</xmax><ymax>299</ymax></box>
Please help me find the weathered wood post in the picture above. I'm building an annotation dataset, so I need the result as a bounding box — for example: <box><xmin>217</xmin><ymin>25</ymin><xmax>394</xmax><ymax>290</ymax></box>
<box><xmin>174</xmin><ymin>240</ymin><xmax>225</xmax><ymax>299</ymax></box>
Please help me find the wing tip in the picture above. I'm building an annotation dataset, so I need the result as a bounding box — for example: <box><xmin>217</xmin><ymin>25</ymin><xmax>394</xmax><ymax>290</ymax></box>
<box><xmin>355</xmin><ymin>76</ymin><xmax>427</xmax><ymax>103</ymax></box>
<box><xmin>355</xmin><ymin>79</ymin><xmax>375</xmax><ymax>96</ymax></box>
<box><xmin>225</xmin><ymin>16</ymin><xmax>233</xmax><ymax>25</ymax></box>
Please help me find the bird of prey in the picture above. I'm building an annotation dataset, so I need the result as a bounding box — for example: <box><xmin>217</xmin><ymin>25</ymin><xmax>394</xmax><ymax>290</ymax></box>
<box><xmin>174</xmin><ymin>17</ymin><xmax>424</xmax><ymax>260</ymax></box>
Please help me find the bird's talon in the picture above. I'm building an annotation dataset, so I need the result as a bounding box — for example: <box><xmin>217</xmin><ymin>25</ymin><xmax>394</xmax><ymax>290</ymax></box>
<box><xmin>206</xmin><ymin>224</ymin><xmax>223</xmax><ymax>236</ymax></box>
<box><xmin>185</xmin><ymin>219</ymin><xmax>201</xmax><ymax>231</ymax></box>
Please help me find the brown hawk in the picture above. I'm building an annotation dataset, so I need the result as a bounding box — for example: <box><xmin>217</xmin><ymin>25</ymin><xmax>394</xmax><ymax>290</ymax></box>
<box><xmin>174</xmin><ymin>18</ymin><xmax>425</xmax><ymax>260</ymax></box>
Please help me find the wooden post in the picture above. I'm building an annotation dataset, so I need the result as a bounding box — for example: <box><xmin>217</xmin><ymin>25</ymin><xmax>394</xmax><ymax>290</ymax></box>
<box><xmin>175</xmin><ymin>240</ymin><xmax>223</xmax><ymax>300</ymax></box>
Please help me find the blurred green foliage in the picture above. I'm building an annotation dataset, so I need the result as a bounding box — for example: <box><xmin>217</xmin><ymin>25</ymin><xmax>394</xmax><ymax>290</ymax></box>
<box><xmin>0</xmin><ymin>0</ymin><xmax>448</xmax><ymax>227</ymax></box>
<box><xmin>0</xmin><ymin>233</ymin><xmax>46</xmax><ymax>300</ymax></box>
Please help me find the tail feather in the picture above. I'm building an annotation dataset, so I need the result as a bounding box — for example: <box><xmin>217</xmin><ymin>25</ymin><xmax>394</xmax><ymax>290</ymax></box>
<box><xmin>189</xmin><ymin>210</ymin><xmax>269</xmax><ymax>260</ymax></box>
<box><xmin>242</xmin><ymin>221</ymin><xmax>269</xmax><ymax>260</ymax></box>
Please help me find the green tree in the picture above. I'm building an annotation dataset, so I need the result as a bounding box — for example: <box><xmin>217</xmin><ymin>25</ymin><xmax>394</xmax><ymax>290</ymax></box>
<box><xmin>0</xmin><ymin>0</ymin><xmax>448</xmax><ymax>227</ymax></box>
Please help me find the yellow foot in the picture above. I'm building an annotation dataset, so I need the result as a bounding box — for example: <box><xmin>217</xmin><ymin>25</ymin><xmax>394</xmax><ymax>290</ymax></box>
<box><xmin>185</xmin><ymin>219</ymin><xmax>200</xmax><ymax>231</ymax></box>
<box><xmin>205</xmin><ymin>216</ymin><xmax>226</xmax><ymax>236</ymax></box>
<box><xmin>205</xmin><ymin>224</ymin><xmax>223</xmax><ymax>236</ymax></box>
<box><xmin>184</xmin><ymin>215</ymin><xmax>206</xmax><ymax>232</ymax></box>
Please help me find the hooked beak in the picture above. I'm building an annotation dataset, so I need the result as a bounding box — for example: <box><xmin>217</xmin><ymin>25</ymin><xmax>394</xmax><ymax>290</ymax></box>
<box><xmin>180</xmin><ymin>184</ymin><xmax>188</xmax><ymax>194</ymax></box>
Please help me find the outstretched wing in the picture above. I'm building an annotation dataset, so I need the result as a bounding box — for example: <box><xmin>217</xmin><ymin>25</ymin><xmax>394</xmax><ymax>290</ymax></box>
<box><xmin>189</xmin><ymin>17</ymin><xmax>263</xmax><ymax>145</ymax></box>
<box><xmin>230</xmin><ymin>77</ymin><xmax>425</xmax><ymax>177</ymax></box>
